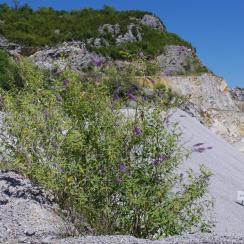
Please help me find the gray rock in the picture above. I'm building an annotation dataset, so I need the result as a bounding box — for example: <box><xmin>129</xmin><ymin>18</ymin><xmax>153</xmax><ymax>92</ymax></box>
<box><xmin>51</xmin><ymin>233</ymin><xmax>244</xmax><ymax>243</ymax></box>
<box><xmin>126</xmin><ymin>100</ymin><xmax>137</xmax><ymax>108</ymax></box>
<box><xmin>180</xmin><ymin>102</ymin><xmax>204</xmax><ymax>123</ymax></box>
<box><xmin>93</xmin><ymin>38</ymin><xmax>102</xmax><ymax>48</ymax></box>
<box><xmin>141</xmin><ymin>14</ymin><xmax>165</xmax><ymax>31</ymax></box>
<box><xmin>162</xmin><ymin>73</ymin><xmax>244</xmax><ymax>153</ymax></box>
<box><xmin>0</xmin><ymin>171</ymin><xmax>75</xmax><ymax>243</ymax></box>
<box><xmin>161</xmin><ymin>233</ymin><xmax>244</xmax><ymax>244</ymax></box>
<box><xmin>116</xmin><ymin>24</ymin><xmax>142</xmax><ymax>45</ymax></box>
<box><xmin>165</xmin><ymin>73</ymin><xmax>237</xmax><ymax>111</ymax></box>
<box><xmin>229</xmin><ymin>88</ymin><xmax>244</xmax><ymax>101</ymax></box>
<box><xmin>98</xmin><ymin>24</ymin><xmax>120</xmax><ymax>37</ymax></box>
<box><xmin>157</xmin><ymin>45</ymin><xmax>204</xmax><ymax>75</ymax></box>
<box><xmin>54</xmin><ymin>29</ymin><xmax>60</xmax><ymax>35</ymax></box>
<box><xmin>0</xmin><ymin>35</ymin><xmax>22</xmax><ymax>57</ymax></box>
<box><xmin>29</xmin><ymin>41</ymin><xmax>105</xmax><ymax>72</ymax></box>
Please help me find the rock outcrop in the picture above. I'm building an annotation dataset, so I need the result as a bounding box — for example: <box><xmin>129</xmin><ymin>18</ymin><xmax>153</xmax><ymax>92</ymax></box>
<box><xmin>164</xmin><ymin>73</ymin><xmax>236</xmax><ymax>111</ymax></box>
<box><xmin>157</xmin><ymin>45</ymin><xmax>206</xmax><ymax>75</ymax></box>
<box><xmin>0</xmin><ymin>35</ymin><xmax>22</xmax><ymax>57</ymax></box>
<box><xmin>140</xmin><ymin>14</ymin><xmax>165</xmax><ymax>31</ymax></box>
<box><xmin>0</xmin><ymin>171</ymin><xmax>75</xmax><ymax>243</ymax></box>
<box><xmin>160</xmin><ymin>73</ymin><xmax>244</xmax><ymax>153</ymax></box>
<box><xmin>29</xmin><ymin>41</ymin><xmax>105</xmax><ymax>72</ymax></box>
<box><xmin>116</xmin><ymin>23</ymin><xmax>142</xmax><ymax>45</ymax></box>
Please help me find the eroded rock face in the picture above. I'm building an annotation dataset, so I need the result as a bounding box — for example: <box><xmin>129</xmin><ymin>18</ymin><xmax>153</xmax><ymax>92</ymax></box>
<box><xmin>209</xmin><ymin>110</ymin><xmax>244</xmax><ymax>152</ymax></box>
<box><xmin>0</xmin><ymin>171</ymin><xmax>75</xmax><ymax>243</ymax></box>
<box><xmin>164</xmin><ymin>73</ymin><xmax>237</xmax><ymax>111</ymax></box>
<box><xmin>161</xmin><ymin>73</ymin><xmax>244</xmax><ymax>153</ymax></box>
<box><xmin>29</xmin><ymin>41</ymin><xmax>105</xmax><ymax>72</ymax></box>
<box><xmin>157</xmin><ymin>45</ymin><xmax>205</xmax><ymax>75</ymax></box>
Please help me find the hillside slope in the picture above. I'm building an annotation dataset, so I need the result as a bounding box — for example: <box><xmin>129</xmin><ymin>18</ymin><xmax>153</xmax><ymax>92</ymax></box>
<box><xmin>169</xmin><ymin>109</ymin><xmax>244</xmax><ymax>234</ymax></box>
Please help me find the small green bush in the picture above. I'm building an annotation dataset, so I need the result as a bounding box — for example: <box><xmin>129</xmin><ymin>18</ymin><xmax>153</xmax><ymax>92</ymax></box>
<box><xmin>1</xmin><ymin>60</ymin><xmax>212</xmax><ymax>239</ymax></box>
<box><xmin>0</xmin><ymin>50</ymin><xmax>22</xmax><ymax>89</ymax></box>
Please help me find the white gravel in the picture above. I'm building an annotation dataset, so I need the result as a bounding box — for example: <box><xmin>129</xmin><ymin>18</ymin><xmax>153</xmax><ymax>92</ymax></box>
<box><xmin>168</xmin><ymin>109</ymin><xmax>244</xmax><ymax>235</ymax></box>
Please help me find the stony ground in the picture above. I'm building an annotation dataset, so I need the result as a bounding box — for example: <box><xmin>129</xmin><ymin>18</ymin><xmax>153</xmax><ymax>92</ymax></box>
<box><xmin>0</xmin><ymin>171</ymin><xmax>75</xmax><ymax>243</ymax></box>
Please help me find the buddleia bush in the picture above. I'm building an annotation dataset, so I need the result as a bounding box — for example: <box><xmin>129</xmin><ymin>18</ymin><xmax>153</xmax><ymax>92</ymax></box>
<box><xmin>0</xmin><ymin>60</ymin><xmax>213</xmax><ymax>239</ymax></box>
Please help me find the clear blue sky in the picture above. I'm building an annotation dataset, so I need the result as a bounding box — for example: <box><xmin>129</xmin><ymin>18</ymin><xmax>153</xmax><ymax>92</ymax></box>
<box><xmin>1</xmin><ymin>0</ymin><xmax>243</xmax><ymax>87</ymax></box>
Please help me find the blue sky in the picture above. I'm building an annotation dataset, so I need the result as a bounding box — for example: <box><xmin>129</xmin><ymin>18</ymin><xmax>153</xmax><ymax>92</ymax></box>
<box><xmin>1</xmin><ymin>0</ymin><xmax>243</xmax><ymax>87</ymax></box>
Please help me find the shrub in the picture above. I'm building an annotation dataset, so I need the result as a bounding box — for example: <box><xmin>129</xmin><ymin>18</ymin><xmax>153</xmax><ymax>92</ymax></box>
<box><xmin>0</xmin><ymin>60</ymin><xmax>212</xmax><ymax>239</ymax></box>
<box><xmin>0</xmin><ymin>50</ymin><xmax>23</xmax><ymax>90</ymax></box>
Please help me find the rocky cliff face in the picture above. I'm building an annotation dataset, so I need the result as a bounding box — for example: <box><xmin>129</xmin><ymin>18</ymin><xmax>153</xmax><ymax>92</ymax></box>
<box><xmin>157</xmin><ymin>45</ymin><xmax>206</xmax><ymax>75</ymax></box>
<box><xmin>160</xmin><ymin>74</ymin><xmax>244</xmax><ymax>153</ymax></box>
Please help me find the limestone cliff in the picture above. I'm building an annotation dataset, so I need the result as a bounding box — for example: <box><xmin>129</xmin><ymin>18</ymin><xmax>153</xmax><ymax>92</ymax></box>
<box><xmin>160</xmin><ymin>74</ymin><xmax>244</xmax><ymax>153</ymax></box>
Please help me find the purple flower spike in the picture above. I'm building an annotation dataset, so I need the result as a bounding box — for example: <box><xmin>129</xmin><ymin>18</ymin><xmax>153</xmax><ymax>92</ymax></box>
<box><xmin>119</xmin><ymin>164</ymin><xmax>126</xmax><ymax>173</ymax></box>
<box><xmin>91</xmin><ymin>56</ymin><xmax>104</xmax><ymax>67</ymax></box>
<box><xmin>127</xmin><ymin>93</ymin><xmax>136</xmax><ymax>101</ymax></box>
<box><xmin>193</xmin><ymin>143</ymin><xmax>205</xmax><ymax>147</ymax></box>
<box><xmin>134</xmin><ymin>127</ymin><xmax>142</xmax><ymax>136</ymax></box>
<box><xmin>115</xmin><ymin>176</ymin><xmax>122</xmax><ymax>185</ymax></box>
<box><xmin>153</xmin><ymin>155</ymin><xmax>168</xmax><ymax>166</ymax></box>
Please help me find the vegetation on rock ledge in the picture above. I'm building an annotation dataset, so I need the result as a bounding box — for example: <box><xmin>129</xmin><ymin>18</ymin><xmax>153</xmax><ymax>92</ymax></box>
<box><xmin>0</xmin><ymin>4</ymin><xmax>192</xmax><ymax>58</ymax></box>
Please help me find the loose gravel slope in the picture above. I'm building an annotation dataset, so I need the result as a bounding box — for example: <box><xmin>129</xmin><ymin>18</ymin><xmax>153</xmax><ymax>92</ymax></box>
<box><xmin>169</xmin><ymin>109</ymin><xmax>244</xmax><ymax>235</ymax></box>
